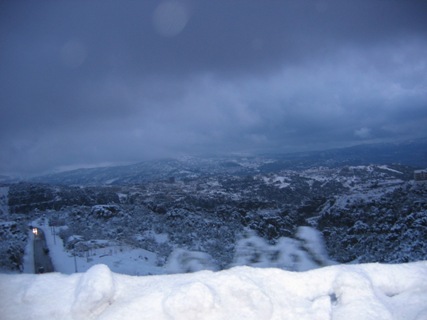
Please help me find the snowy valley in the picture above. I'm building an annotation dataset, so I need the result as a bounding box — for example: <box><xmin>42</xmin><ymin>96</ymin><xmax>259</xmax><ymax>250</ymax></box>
<box><xmin>1</xmin><ymin>151</ymin><xmax>426</xmax><ymax>274</ymax></box>
<box><xmin>1</xmin><ymin>149</ymin><xmax>427</xmax><ymax>319</ymax></box>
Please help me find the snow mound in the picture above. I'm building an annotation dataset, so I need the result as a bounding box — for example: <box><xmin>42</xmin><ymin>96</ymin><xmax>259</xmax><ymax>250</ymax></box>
<box><xmin>233</xmin><ymin>227</ymin><xmax>334</xmax><ymax>271</ymax></box>
<box><xmin>296</xmin><ymin>226</ymin><xmax>334</xmax><ymax>267</ymax></box>
<box><xmin>1</xmin><ymin>262</ymin><xmax>427</xmax><ymax>319</ymax></box>
<box><xmin>72</xmin><ymin>264</ymin><xmax>115</xmax><ymax>318</ymax></box>
<box><xmin>165</xmin><ymin>248</ymin><xmax>219</xmax><ymax>274</ymax></box>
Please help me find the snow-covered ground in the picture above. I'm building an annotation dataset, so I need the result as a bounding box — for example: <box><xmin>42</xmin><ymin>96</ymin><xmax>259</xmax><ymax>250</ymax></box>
<box><xmin>262</xmin><ymin>175</ymin><xmax>291</xmax><ymax>189</ymax></box>
<box><xmin>10</xmin><ymin>217</ymin><xmax>426</xmax><ymax>319</ymax></box>
<box><xmin>30</xmin><ymin>219</ymin><xmax>164</xmax><ymax>276</ymax></box>
<box><xmin>26</xmin><ymin>219</ymin><xmax>335</xmax><ymax>276</ymax></box>
<box><xmin>1</xmin><ymin>261</ymin><xmax>427</xmax><ymax>320</ymax></box>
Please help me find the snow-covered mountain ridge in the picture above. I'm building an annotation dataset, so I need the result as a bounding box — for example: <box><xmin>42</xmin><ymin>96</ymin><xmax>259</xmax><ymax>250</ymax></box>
<box><xmin>29</xmin><ymin>138</ymin><xmax>427</xmax><ymax>185</ymax></box>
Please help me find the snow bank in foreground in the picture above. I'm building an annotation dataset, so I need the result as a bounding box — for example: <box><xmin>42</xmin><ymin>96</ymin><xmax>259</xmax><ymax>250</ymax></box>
<box><xmin>1</xmin><ymin>262</ymin><xmax>427</xmax><ymax>320</ymax></box>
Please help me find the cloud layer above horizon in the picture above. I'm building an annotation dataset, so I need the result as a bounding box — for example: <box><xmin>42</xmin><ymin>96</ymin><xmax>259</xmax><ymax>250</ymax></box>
<box><xmin>1</xmin><ymin>0</ymin><xmax>427</xmax><ymax>175</ymax></box>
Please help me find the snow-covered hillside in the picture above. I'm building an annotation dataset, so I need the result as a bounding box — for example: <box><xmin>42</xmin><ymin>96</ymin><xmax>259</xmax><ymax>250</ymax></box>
<box><xmin>2</xmin><ymin>162</ymin><xmax>426</xmax><ymax>273</ymax></box>
<box><xmin>23</xmin><ymin>219</ymin><xmax>334</xmax><ymax>276</ymax></box>
<box><xmin>1</xmin><ymin>154</ymin><xmax>427</xmax><ymax>319</ymax></box>
<box><xmin>1</xmin><ymin>262</ymin><xmax>427</xmax><ymax>320</ymax></box>
<box><xmin>30</xmin><ymin>139</ymin><xmax>427</xmax><ymax>185</ymax></box>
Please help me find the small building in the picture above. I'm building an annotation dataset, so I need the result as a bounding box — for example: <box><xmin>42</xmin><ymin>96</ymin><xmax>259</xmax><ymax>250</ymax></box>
<box><xmin>414</xmin><ymin>169</ymin><xmax>427</xmax><ymax>181</ymax></box>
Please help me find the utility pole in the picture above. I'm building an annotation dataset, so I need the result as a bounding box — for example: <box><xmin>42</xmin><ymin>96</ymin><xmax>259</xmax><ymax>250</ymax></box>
<box><xmin>53</xmin><ymin>226</ymin><xmax>56</xmax><ymax>245</ymax></box>
<box><xmin>74</xmin><ymin>254</ymin><xmax>78</xmax><ymax>273</ymax></box>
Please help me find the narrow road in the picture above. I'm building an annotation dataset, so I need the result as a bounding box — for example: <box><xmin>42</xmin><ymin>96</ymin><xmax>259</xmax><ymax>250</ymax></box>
<box><xmin>33</xmin><ymin>227</ymin><xmax>54</xmax><ymax>274</ymax></box>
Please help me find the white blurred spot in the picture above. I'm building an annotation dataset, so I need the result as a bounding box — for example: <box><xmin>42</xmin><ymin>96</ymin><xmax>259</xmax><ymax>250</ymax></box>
<box><xmin>354</xmin><ymin>127</ymin><xmax>371</xmax><ymax>139</ymax></box>
<box><xmin>60</xmin><ymin>40</ymin><xmax>87</xmax><ymax>68</ymax></box>
<box><xmin>153</xmin><ymin>1</ymin><xmax>190</xmax><ymax>37</ymax></box>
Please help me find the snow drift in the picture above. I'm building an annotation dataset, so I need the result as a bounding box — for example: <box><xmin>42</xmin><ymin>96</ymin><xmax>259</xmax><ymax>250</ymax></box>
<box><xmin>1</xmin><ymin>262</ymin><xmax>427</xmax><ymax>320</ymax></box>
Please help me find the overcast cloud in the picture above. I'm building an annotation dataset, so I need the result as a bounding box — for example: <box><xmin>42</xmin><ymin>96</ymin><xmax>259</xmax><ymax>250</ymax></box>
<box><xmin>1</xmin><ymin>0</ymin><xmax>427</xmax><ymax>176</ymax></box>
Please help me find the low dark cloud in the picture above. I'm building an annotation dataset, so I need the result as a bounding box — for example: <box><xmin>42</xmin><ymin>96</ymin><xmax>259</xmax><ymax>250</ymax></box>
<box><xmin>1</xmin><ymin>0</ymin><xmax>426</xmax><ymax>175</ymax></box>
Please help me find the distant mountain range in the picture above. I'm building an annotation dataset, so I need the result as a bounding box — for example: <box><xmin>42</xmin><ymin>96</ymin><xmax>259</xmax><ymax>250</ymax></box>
<box><xmin>263</xmin><ymin>137</ymin><xmax>427</xmax><ymax>170</ymax></box>
<box><xmin>31</xmin><ymin>138</ymin><xmax>427</xmax><ymax>185</ymax></box>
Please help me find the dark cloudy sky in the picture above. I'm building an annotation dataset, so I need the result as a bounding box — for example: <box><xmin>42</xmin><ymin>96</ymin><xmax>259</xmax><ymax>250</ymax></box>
<box><xmin>1</xmin><ymin>0</ymin><xmax>427</xmax><ymax>176</ymax></box>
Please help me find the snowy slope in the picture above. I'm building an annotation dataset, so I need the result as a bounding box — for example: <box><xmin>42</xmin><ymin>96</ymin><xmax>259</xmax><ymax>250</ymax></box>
<box><xmin>31</xmin><ymin>219</ymin><xmax>164</xmax><ymax>276</ymax></box>
<box><xmin>27</xmin><ymin>218</ymin><xmax>334</xmax><ymax>276</ymax></box>
<box><xmin>4</xmin><ymin>164</ymin><xmax>425</xmax><ymax>273</ymax></box>
<box><xmin>1</xmin><ymin>262</ymin><xmax>427</xmax><ymax>320</ymax></box>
